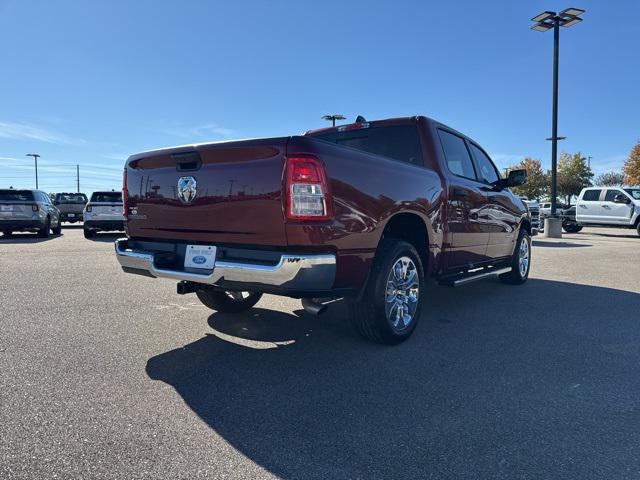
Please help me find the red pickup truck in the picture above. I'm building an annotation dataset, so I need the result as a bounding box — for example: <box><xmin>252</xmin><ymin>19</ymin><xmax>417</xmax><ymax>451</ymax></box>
<box><xmin>115</xmin><ymin>116</ymin><xmax>530</xmax><ymax>344</ymax></box>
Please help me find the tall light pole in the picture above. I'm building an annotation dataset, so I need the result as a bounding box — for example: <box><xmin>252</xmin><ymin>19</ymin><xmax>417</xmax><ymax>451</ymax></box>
<box><xmin>531</xmin><ymin>8</ymin><xmax>585</xmax><ymax>223</ymax></box>
<box><xmin>26</xmin><ymin>153</ymin><xmax>40</xmax><ymax>189</ymax></box>
<box><xmin>321</xmin><ymin>114</ymin><xmax>346</xmax><ymax>127</ymax></box>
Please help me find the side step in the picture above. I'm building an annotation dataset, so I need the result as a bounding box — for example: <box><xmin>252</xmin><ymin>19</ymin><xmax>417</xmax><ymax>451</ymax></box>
<box><xmin>438</xmin><ymin>266</ymin><xmax>512</xmax><ymax>287</ymax></box>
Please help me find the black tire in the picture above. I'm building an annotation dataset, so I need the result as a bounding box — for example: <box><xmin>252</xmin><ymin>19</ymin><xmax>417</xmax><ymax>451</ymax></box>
<box><xmin>349</xmin><ymin>239</ymin><xmax>424</xmax><ymax>345</ymax></box>
<box><xmin>499</xmin><ymin>229</ymin><xmax>531</xmax><ymax>285</ymax></box>
<box><xmin>52</xmin><ymin>219</ymin><xmax>62</xmax><ymax>235</ymax></box>
<box><xmin>2</xmin><ymin>231</ymin><xmax>11</xmax><ymax>237</ymax></box>
<box><xmin>37</xmin><ymin>217</ymin><xmax>51</xmax><ymax>238</ymax></box>
<box><xmin>83</xmin><ymin>228</ymin><xmax>95</xmax><ymax>239</ymax></box>
<box><xmin>562</xmin><ymin>223</ymin><xmax>582</xmax><ymax>233</ymax></box>
<box><xmin>196</xmin><ymin>289</ymin><xmax>263</xmax><ymax>313</ymax></box>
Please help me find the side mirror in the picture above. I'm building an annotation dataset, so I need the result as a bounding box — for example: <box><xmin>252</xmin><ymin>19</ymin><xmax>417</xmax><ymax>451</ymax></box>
<box><xmin>504</xmin><ymin>169</ymin><xmax>527</xmax><ymax>188</ymax></box>
<box><xmin>613</xmin><ymin>194</ymin><xmax>631</xmax><ymax>204</ymax></box>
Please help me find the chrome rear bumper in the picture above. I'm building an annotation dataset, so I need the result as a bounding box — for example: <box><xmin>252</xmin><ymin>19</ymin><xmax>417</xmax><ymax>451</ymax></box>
<box><xmin>114</xmin><ymin>238</ymin><xmax>336</xmax><ymax>291</ymax></box>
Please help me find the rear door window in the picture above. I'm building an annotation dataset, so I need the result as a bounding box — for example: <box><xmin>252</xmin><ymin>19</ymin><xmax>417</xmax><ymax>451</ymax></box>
<box><xmin>91</xmin><ymin>192</ymin><xmax>122</xmax><ymax>203</ymax></box>
<box><xmin>312</xmin><ymin>125</ymin><xmax>423</xmax><ymax>166</ymax></box>
<box><xmin>582</xmin><ymin>189</ymin><xmax>601</xmax><ymax>201</ymax></box>
<box><xmin>469</xmin><ymin>143</ymin><xmax>500</xmax><ymax>184</ymax></box>
<box><xmin>437</xmin><ymin>130</ymin><xmax>477</xmax><ymax>180</ymax></box>
<box><xmin>0</xmin><ymin>190</ymin><xmax>35</xmax><ymax>202</ymax></box>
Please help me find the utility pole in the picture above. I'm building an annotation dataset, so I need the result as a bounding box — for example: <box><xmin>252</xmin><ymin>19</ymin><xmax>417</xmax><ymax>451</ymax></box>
<box><xmin>26</xmin><ymin>154</ymin><xmax>40</xmax><ymax>189</ymax></box>
<box><xmin>76</xmin><ymin>164</ymin><xmax>80</xmax><ymax>192</ymax></box>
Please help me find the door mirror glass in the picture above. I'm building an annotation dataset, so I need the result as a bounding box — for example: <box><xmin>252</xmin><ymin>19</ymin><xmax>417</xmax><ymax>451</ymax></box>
<box><xmin>505</xmin><ymin>169</ymin><xmax>527</xmax><ymax>187</ymax></box>
<box><xmin>613</xmin><ymin>194</ymin><xmax>631</xmax><ymax>204</ymax></box>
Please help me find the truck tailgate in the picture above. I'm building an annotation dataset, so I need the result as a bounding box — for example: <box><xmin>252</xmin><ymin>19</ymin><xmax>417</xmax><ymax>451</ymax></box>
<box><xmin>125</xmin><ymin>138</ymin><xmax>289</xmax><ymax>246</ymax></box>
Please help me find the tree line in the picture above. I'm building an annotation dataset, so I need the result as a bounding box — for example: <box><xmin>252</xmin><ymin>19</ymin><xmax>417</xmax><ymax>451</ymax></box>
<box><xmin>509</xmin><ymin>141</ymin><xmax>640</xmax><ymax>202</ymax></box>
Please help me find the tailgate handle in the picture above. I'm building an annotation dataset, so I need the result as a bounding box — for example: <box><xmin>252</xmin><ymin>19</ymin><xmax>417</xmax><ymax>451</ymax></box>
<box><xmin>173</xmin><ymin>152</ymin><xmax>202</xmax><ymax>172</ymax></box>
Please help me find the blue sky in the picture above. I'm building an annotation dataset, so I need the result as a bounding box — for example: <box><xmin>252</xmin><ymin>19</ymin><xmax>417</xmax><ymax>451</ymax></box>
<box><xmin>0</xmin><ymin>0</ymin><xmax>638</xmax><ymax>193</ymax></box>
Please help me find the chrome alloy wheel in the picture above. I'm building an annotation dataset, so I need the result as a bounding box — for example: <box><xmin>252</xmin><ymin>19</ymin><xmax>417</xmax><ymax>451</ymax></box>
<box><xmin>385</xmin><ymin>256</ymin><xmax>419</xmax><ymax>331</ymax></box>
<box><xmin>518</xmin><ymin>237</ymin><xmax>530</xmax><ymax>278</ymax></box>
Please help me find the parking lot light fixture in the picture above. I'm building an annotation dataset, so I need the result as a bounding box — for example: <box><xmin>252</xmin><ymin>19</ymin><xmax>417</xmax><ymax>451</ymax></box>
<box><xmin>531</xmin><ymin>8</ymin><xmax>585</xmax><ymax>223</ymax></box>
<box><xmin>321</xmin><ymin>114</ymin><xmax>346</xmax><ymax>127</ymax></box>
<box><xmin>26</xmin><ymin>153</ymin><xmax>40</xmax><ymax>189</ymax></box>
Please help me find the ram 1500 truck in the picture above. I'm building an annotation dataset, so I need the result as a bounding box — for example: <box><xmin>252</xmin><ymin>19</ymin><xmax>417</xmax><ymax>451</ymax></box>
<box><xmin>115</xmin><ymin>116</ymin><xmax>531</xmax><ymax>344</ymax></box>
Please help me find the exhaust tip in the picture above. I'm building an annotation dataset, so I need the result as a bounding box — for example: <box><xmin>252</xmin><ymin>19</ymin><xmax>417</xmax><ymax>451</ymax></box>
<box><xmin>301</xmin><ymin>298</ymin><xmax>328</xmax><ymax>316</ymax></box>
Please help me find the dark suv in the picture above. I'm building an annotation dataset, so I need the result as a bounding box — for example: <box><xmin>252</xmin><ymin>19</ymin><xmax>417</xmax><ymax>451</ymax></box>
<box><xmin>0</xmin><ymin>189</ymin><xmax>62</xmax><ymax>237</ymax></box>
<box><xmin>53</xmin><ymin>192</ymin><xmax>88</xmax><ymax>223</ymax></box>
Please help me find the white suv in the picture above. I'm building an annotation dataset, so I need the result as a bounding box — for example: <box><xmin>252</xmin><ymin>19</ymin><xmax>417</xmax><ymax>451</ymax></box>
<box><xmin>83</xmin><ymin>191</ymin><xmax>125</xmax><ymax>238</ymax></box>
<box><xmin>575</xmin><ymin>187</ymin><xmax>640</xmax><ymax>236</ymax></box>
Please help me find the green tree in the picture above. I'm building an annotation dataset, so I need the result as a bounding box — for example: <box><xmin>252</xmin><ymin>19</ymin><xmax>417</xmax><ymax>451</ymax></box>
<box><xmin>557</xmin><ymin>152</ymin><xmax>593</xmax><ymax>204</ymax></box>
<box><xmin>509</xmin><ymin>157</ymin><xmax>548</xmax><ymax>200</ymax></box>
<box><xmin>594</xmin><ymin>171</ymin><xmax>625</xmax><ymax>187</ymax></box>
<box><xmin>623</xmin><ymin>142</ymin><xmax>640</xmax><ymax>186</ymax></box>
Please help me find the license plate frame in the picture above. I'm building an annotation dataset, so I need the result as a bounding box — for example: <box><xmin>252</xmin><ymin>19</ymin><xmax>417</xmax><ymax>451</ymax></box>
<box><xmin>184</xmin><ymin>245</ymin><xmax>217</xmax><ymax>270</ymax></box>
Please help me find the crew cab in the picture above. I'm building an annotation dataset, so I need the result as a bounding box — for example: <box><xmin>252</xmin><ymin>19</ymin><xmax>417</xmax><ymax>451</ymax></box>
<box><xmin>83</xmin><ymin>191</ymin><xmax>125</xmax><ymax>238</ymax></box>
<box><xmin>115</xmin><ymin>116</ymin><xmax>531</xmax><ymax>344</ymax></box>
<box><xmin>575</xmin><ymin>187</ymin><xmax>640</xmax><ymax>236</ymax></box>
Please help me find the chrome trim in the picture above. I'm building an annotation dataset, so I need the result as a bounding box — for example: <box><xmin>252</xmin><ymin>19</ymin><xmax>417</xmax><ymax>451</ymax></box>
<box><xmin>452</xmin><ymin>267</ymin><xmax>511</xmax><ymax>287</ymax></box>
<box><xmin>114</xmin><ymin>238</ymin><xmax>336</xmax><ymax>290</ymax></box>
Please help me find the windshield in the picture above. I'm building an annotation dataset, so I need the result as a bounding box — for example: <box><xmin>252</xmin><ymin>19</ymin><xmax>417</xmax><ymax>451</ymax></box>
<box><xmin>0</xmin><ymin>189</ymin><xmax>35</xmax><ymax>202</ymax></box>
<box><xmin>90</xmin><ymin>192</ymin><xmax>122</xmax><ymax>203</ymax></box>
<box><xmin>55</xmin><ymin>193</ymin><xmax>88</xmax><ymax>203</ymax></box>
<box><xmin>623</xmin><ymin>188</ymin><xmax>640</xmax><ymax>200</ymax></box>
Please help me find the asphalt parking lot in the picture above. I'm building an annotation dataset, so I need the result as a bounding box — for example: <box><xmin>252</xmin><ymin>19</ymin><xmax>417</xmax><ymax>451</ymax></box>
<box><xmin>1</xmin><ymin>226</ymin><xmax>639</xmax><ymax>479</ymax></box>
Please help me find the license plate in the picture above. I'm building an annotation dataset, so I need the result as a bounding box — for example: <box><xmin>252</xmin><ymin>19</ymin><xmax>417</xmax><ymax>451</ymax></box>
<box><xmin>184</xmin><ymin>245</ymin><xmax>217</xmax><ymax>269</ymax></box>
<box><xmin>0</xmin><ymin>205</ymin><xmax>12</xmax><ymax>211</ymax></box>
<box><xmin>68</xmin><ymin>213</ymin><xmax>75</xmax><ymax>217</ymax></box>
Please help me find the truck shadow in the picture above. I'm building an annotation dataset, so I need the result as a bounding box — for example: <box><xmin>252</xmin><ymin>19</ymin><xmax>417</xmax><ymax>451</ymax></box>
<box><xmin>146</xmin><ymin>280</ymin><xmax>640</xmax><ymax>479</ymax></box>
<box><xmin>84</xmin><ymin>233</ymin><xmax>124</xmax><ymax>243</ymax></box>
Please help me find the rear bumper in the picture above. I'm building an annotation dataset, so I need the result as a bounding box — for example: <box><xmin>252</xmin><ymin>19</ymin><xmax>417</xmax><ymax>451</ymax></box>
<box><xmin>85</xmin><ymin>220</ymin><xmax>124</xmax><ymax>231</ymax></box>
<box><xmin>114</xmin><ymin>238</ymin><xmax>337</xmax><ymax>294</ymax></box>
<box><xmin>0</xmin><ymin>219</ymin><xmax>44</xmax><ymax>231</ymax></box>
<box><xmin>60</xmin><ymin>213</ymin><xmax>83</xmax><ymax>221</ymax></box>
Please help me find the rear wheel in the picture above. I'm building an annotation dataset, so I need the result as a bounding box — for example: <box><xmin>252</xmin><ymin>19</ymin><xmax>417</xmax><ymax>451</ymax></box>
<box><xmin>637</xmin><ymin>222</ymin><xmax>640</xmax><ymax>237</ymax></box>
<box><xmin>349</xmin><ymin>239</ymin><xmax>424</xmax><ymax>345</ymax></box>
<box><xmin>499</xmin><ymin>229</ymin><xmax>531</xmax><ymax>285</ymax></box>
<box><xmin>83</xmin><ymin>228</ymin><xmax>95</xmax><ymax>239</ymax></box>
<box><xmin>196</xmin><ymin>289</ymin><xmax>263</xmax><ymax>313</ymax></box>
<box><xmin>37</xmin><ymin>217</ymin><xmax>51</xmax><ymax>238</ymax></box>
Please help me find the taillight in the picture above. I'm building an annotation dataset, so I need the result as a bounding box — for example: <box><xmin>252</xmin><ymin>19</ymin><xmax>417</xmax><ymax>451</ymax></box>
<box><xmin>284</xmin><ymin>155</ymin><xmax>331</xmax><ymax>221</ymax></box>
<box><xmin>32</xmin><ymin>204</ymin><xmax>39</xmax><ymax>212</ymax></box>
<box><xmin>85</xmin><ymin>204</ymin><xmax>92</xmax><ymax>212</ymax></box>
<box><xmin>122</xmin><ymin>168</ymin><xmax>128</xmax><ymax>218</ymax></box>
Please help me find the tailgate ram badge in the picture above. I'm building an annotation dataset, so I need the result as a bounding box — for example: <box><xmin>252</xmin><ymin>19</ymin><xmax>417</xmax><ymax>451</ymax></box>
<box><xmin>177</xmin><ymin>176</ymin><xmax>197</xmax><ymax>204</ymax></box>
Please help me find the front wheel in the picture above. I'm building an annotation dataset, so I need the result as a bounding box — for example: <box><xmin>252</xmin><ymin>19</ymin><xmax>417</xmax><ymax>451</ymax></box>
<box><xmin>196</xmin><ymin>289</ymin><xmax>263</xmax><ymax>313</ymax></box>
<box><xmin>349</xmin><ymin>239</ymin><xmax>424</xmax><ymax>345</ymax></box>
<box><xmin>499</xmin><ymin>229</ymin><xmax>531</xmax><ymax>285</ymax></box>
<box><xmin>2</xmin><ymin>230</ymin><xmax>11</xmax><ymax>237</ymax></box>
<box><xmin>52</xmin><ymin>219</ymin><xmax>62</xmax><ymax>235</ymax></box>
<box><xmin>83</xmin><ymin>228</ymin><xmax>95</xmax><ymax>239</ymax></box>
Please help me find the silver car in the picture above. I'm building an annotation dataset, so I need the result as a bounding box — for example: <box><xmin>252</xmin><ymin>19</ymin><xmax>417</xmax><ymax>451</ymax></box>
<box><xmin>0</xmin><ymin>188</ymin><xmax>62</xmax><ymax>238</ymax></box>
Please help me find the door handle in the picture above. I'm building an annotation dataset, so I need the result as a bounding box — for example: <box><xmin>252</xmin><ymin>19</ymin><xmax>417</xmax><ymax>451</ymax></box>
<box><xmin>602</xmin><ymin>205</ymin><xmax>611</xmax><ymax>209</ymax></box>
<box><xmin>453</xmin><ymin>188</ymin><xmax>469</xmax><ymax>198</ymax></box>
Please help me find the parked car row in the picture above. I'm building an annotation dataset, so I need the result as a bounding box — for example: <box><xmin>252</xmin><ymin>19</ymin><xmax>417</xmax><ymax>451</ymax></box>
<box><xmin>527</xmin><ymin>186</ymin><xmax>640</xmax><ymax>236</ymax></box>
<box><xmin>0</xmin><ymin>188</ymin><xmax>125</xmax><ymax>238</ymax></box>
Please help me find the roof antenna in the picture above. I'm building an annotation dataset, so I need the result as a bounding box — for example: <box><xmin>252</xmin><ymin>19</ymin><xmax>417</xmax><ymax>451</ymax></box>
<box><xmin>355</xmin><ymin>115</ymin><xmax>366</xmax><ymax>123</ymax></box>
